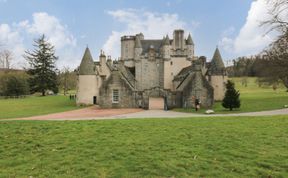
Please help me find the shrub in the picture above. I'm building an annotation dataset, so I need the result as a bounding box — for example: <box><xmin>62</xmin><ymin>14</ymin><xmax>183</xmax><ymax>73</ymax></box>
<box><xmin>222</xmin><ymin>80</ymin><xmax>241</xmax><ymax>111</ymax></box>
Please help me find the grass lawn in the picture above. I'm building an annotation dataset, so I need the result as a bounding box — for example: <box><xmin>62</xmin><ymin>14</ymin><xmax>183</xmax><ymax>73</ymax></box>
<box><xmin>175</xmin><ymin>77</ymin><xmax>288</xmax><ymax>114</ymax></box>
<box><xmin>0</xmin><ymin>116</ymin><xmax>287</xmax><ymax>177</ymax></box>
<box><xmin>0</xmin><ymin>95</ymin><xmax>80</xmax><ymax>119</ymax></box>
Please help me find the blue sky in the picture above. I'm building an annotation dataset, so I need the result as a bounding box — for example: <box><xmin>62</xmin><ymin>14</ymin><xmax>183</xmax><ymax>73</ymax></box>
<box><xmin>0</xmin><ymin>0</ymin><xmax>278</xmax><ymax>68</ymax></box>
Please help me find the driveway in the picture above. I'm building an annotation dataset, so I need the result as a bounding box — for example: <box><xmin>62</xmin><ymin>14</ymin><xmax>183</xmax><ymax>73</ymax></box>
<box><xmin>5</xmin><ymin>107</ymin><xmax>288</xmax><ymax>121</ymax></box>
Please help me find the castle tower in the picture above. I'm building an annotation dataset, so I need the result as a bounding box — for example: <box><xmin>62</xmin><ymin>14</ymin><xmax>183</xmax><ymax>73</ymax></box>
<box><xmin>79</xmin><ymin>47</ymin><xmax>95</xmax><ymax>75</ymax></box>
<box><xmin>76</xmin><ymin>47</ymin><xmax>98</xmax><ymax>105</ymax></box>
<box><xmin>121</xmin><ymin>35</ymin><xmax>135</xmax><ymax>60</ymax></box>
<box><xmin>162</xmin><ymin>35</ymin><xmax>170</xmax><ymax>59</ymax></box>
<box><xmin>209</xmin><ymin>47</ymin><xmax>227</xmax><ymax>101</ymax></box>
<box><xmin>134</xmin><ymin>35</ymin><xmax>142</xmax><ymax>60</ymax></box>
<box><xmin>186</xmin><ymin>33</ymin><xmax>194</xmax><ymax>60</ymax></box>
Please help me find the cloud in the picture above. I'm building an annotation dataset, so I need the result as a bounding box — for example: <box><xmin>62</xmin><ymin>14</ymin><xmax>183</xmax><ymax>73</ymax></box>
<box><xmin>103</xmin><ymin>9</ymin><xmax>195</xmax><ymax>58</ymax></box>
<box><xmin>22</xmin><ymin>12</ymin><xmax>77</xmax><ymax>49</ymax></box>
<box><xmin>0</xmin><ymin>12</ymin><xmax>78</xmax><ymax>69</ymax></box>
<box><xmin>0</xmin><ymin>24</ymin><xmax>25</xmax><ymax>68</ymax></box>
<box><xmin>219</xmin><ymin>0</ymin><xmax>287</xmax><ymax>56</ymax></box>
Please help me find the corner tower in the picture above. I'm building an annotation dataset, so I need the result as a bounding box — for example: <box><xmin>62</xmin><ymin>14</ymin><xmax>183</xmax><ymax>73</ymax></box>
<box><xmin>186</xmin><ymin>33</ymin><xmax>194</xmax><ymax>60</ymax></box>
<box><xmin>76</xmin><ymin>47</ymin><xmax>98</xmax><ymax>105</ymax></box>
<box><xmin>162</xmin><ymin>35</ymin><xmax>170</xmax><ymax>59</ymax></box>
<box><xmin>208</xmin><ymin>47</ymin><xmax>227</xmax><ymax>101</ymax></box>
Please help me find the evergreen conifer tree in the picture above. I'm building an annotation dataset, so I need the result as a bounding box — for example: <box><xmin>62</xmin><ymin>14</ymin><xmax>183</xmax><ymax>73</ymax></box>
<box><xmin>24</xmin><ymin>35</ymin><xmax>59</xmax><ymax>96</ymax></box>
<box><xmin>222</xmin><ymin>80</ymin><xmax>240</xmax><ymax>111</ymax></box>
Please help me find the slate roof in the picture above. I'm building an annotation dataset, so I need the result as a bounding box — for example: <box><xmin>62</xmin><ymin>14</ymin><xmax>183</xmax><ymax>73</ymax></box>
<box><xmin>140</xmin><ymin>40</ymin><xmax>163</xmax><ymax>53</ymax></box>
<box><xmin>163</xmin><ymin>35</ymin><xmax>170</xmax><ymax>45</ymax></box>
<box><xmin>186</xmin><ymin>34</ymin><xmax>194</xmax><ymax>45</ymax></box>
<box><xmin>173</xmin><ymin>65</ymin><xmax>193</xmax><ymax>81</ymax></box>
<box><xmin>79</xmin><ymin>47</ymin><xmax>95</xmax><ymax>75</ymax></box>
<box><xmin>209</xmin><ymin>47</ymin><xmax>225</xmax><ymax>75</ymax></box>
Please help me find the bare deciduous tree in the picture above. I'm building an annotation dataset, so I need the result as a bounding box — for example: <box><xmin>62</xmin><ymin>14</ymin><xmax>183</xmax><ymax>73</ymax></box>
<box><xmin>58</xmin><ymin>67</ymin><xmax>77</xmax><ymax>95</ymax></box>
<box><xmin>0</xmin><ymin>50</ymin><xmax>13</xmax><ymax>69</ymax></box>
<box><xmin>256</xmin><ymin>0</ymin><xmax>288</xmax><ymax>91</ymax></box>
<box><xmin>262</xmin><ymin>0</ymin><xmax>288</xmax><ymax>33</ymax></box>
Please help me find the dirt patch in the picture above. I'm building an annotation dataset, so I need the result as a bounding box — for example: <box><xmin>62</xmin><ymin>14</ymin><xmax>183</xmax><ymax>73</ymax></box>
<box><xmin>12</xmin><ymin>106</ymin><xmax>143</xmax><ymax>120</ymax></box>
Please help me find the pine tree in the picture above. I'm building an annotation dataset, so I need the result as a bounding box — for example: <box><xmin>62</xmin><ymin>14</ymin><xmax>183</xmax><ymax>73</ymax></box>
<box><xmin>222</xmin><ymin>80</ymin><xmax>241</xmax><ymax>111</ymax></box>
<box><xmin>24</xmin><ymin>35</ymin><xmax>59</xmax><ymax>96</ymax></box>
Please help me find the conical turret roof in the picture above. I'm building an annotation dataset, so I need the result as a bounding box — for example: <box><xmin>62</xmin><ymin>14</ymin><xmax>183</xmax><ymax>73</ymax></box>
<box><xmin>210</xmin><ymin>47</ymin><xmax>225</xmax><ymax>75</ymax></box>
<box><xmin>135</xmin><ymin>35</ymin><xmax>142</xmax><ymax>48</ymax></box>
<box><xmin>187</xmin><ymin>33</ymin><xmax>194</xmax><ymax>45</ymax></box>
<box><xmin>163</xmin><ymin>35</ymin><xmax>170</xmax><ymax>46</ymax></box>
<box><xmin>79</xmin><ymin>47</ymin><xmax>95</xmax><ymax>75</ymax></box>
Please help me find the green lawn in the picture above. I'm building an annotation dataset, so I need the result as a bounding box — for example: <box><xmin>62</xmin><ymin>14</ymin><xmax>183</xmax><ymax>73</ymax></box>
<box><xmin>175</xmin><ymin>77</ymin><xmax>288</xmax><ymax>114</ymax></box>
<box><xmin>0</xmin><ymin>95</ymin><xmax>80</xmax><ymax>119</ymax></box>
<box><xmin>0</xmin><ymin>116</ymin><xmax>287</xmax><ymax>177</ymax></box>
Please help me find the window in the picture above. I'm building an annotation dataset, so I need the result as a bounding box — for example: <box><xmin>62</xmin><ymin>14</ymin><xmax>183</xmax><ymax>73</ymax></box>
<box><xmin>112</xmin><ymin>89</ymin><xmax>119</xmax><ymax>103</ymax></box>
<box><xmin>170</xmin><ymin>61</ymin><xmax>173</xmax><ymax>65</ymax></box>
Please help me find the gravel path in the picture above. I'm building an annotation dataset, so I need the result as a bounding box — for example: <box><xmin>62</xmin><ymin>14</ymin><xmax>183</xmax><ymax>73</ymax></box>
<box><xmin>4</xmin><ymin>106</ymin><xmax>288</xmax><ymax>121</ymax></box>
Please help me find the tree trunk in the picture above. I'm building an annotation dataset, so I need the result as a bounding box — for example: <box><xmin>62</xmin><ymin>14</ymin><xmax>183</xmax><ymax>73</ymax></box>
<box><xmin>42</xmin><ymin>90</ymin><xmax>45</xmax><ymax>96</ymax></box>
<box><xmin>230</xmin><ymin>107</ymin><xmax>232</xmax><ymax>111</ymax></box>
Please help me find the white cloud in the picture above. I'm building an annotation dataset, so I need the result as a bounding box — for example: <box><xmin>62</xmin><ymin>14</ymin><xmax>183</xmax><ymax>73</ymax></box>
<box><xmin>0</xmin><ymin>12</ymin><xmax>78</xmax><ymax>69</ymax></box>
<box><xmin>0</xmin><ymin>24</ymin><xmax>25</xmax><ymax>68</ymax></box>
<box><xmin>103</xmin><ymin>9</ymin><xmax>194</xmax><ymax>58</ymax></box>
<box><xmin>219</xmin><ymin>37</ymin><xmax>234</xmax><ymax>52</ymax></box>
<box><xmin>219</xmin><ymin>0</ymin><xmax>287</xmax><ymax>56</ymax></box>
<box><xmin>23</xmin><ymin>12</ymin><xmax>77</xmax><ymax>49</ymax></box>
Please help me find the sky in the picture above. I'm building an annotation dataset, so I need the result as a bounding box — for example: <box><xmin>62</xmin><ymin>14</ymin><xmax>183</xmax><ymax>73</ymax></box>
<box><xmin>0</xmin><ymin>0</ymin><xmax>283</xmax><ymax>69</ymax></box>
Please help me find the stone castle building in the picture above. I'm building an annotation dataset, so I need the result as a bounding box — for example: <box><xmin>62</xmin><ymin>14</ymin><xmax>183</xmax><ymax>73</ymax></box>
<box><xmin>76</xmin><ymin>29</ymin><xmax>227</xmax><ymax>109</ymax></box>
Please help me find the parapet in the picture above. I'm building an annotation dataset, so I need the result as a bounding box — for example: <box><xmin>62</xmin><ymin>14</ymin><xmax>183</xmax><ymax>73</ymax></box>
<box><xmin>121</xmin><ymin>35</ymin><xmax>136</xmax><ymax>41</ymax></box>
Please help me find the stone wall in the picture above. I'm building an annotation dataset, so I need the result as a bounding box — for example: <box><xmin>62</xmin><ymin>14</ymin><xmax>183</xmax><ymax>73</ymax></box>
<box><xmin>140</xmin><ymin>87</ymin><xmax>175</xmax><ymax>109</ymax></box>
<box><xmin>99</xmin><ymin>70</ymin><xmax>137</xmax><ymax>108</ymax></box>
<box><xmin>182</xmin><ymin>72</ymin><xmax>214</xmax><ymax>108</ymax></box>
<box><xmin>164</xmin><ymin>57</ymin><xmax>191</xmax><ymax>90</ymax></box>
<box><xmin>121</xmin><ymin>37</ymin><xmax>135</xmax><ymax>60</ymax></box>
<box><xmin>210</xmin><ymin>75</ymin><xmax>228</xmax><ymax>101</ymax></box>
<box><xmin>76</xmin><ymin>75</ymin><xmax>98</xmax><ymax>105</ymax></box>
<box><xmin>135</xmin><ymin>57</ymin><xmax>163</xmax><ymax>90</ymax></box>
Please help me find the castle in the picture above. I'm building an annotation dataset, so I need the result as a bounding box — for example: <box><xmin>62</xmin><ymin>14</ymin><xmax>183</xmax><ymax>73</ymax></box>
<box><xmin>76</xmin><ymin>29</ymin><xmax>227</xmax><ymax>109</ymax></box>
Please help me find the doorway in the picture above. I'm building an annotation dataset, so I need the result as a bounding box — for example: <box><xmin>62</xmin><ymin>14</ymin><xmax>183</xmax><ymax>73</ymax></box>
<box><xmin>93</xmin><ymin>96</ymin><xmax>97</xmax><ymax>105</ymax></box>
<box><xmin>148</xmin><ymin>97</ymin><xmax>164</xmax><ymax>110</ymax></box>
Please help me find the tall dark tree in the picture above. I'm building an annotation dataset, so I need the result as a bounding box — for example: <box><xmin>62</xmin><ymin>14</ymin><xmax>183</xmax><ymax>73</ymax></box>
<box><xmin>222</xmin><ymin>80</ymin><xmax>241</xmax><ymax>111</ymax></box>
<box><xmin>24</xmin><ymin>35</ymin><xmax>59</xmax><ymax>96</ymax></box>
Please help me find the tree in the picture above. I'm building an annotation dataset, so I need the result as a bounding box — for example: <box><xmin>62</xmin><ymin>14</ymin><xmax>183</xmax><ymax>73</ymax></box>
<box><xmin>0</xmin><ymin>72</ymin><xmax>30</xmax><ymax>96</ymax></box>
<box><xmin>24</xmin><ymin>35</ymin><xmax>59</xmax><ymax>96</ymax></box>
<box><xmin>261</xmin><ymin>33</ymin><xmax>288</xmax><ymax>90</ymax></box>
<box><xmin>261</xmin><ymin>0</ymin><xmax>288</xmax><ymax>34</ymax></box>
<box><xmin>257</xmin><ymin>0</ymin><xmax>288</xmax><ymax>91</ymax></box>
<box><xmin>0</xmin><ymin>50</ymin><xmax>13</xmax><ymax>69</ymax></box>
<box><xmin>222</xmin><ymin>80</ymin><xmax>241</xmax><ymax>111</ymax></box>
<box><xmin>58</xmin><ymin>67</ymin><xmax>77</xmax><ymax>95</ymax></box>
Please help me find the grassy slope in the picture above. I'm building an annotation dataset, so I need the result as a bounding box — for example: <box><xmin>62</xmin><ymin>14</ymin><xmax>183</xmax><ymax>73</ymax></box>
<box><xmin>0</xmin><ymin>95</ymin><xmax>79</xmax><ymax>119</ymax></box>
<box><xmin>1</xmin><ymin>116</ymin><xmax>287</xmax><ymax>177</ymax></box>
<box><xmin>176</xmin><ymin>77</ymin><xmax>288</xmax><ymax>113</ymax></box>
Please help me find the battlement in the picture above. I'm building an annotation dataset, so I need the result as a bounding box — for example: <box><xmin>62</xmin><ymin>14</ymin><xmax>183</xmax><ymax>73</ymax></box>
<box><xmin>121</xmin><ymin>35</ymin><xmax>136</xmax><ymax>41</ymax></box>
